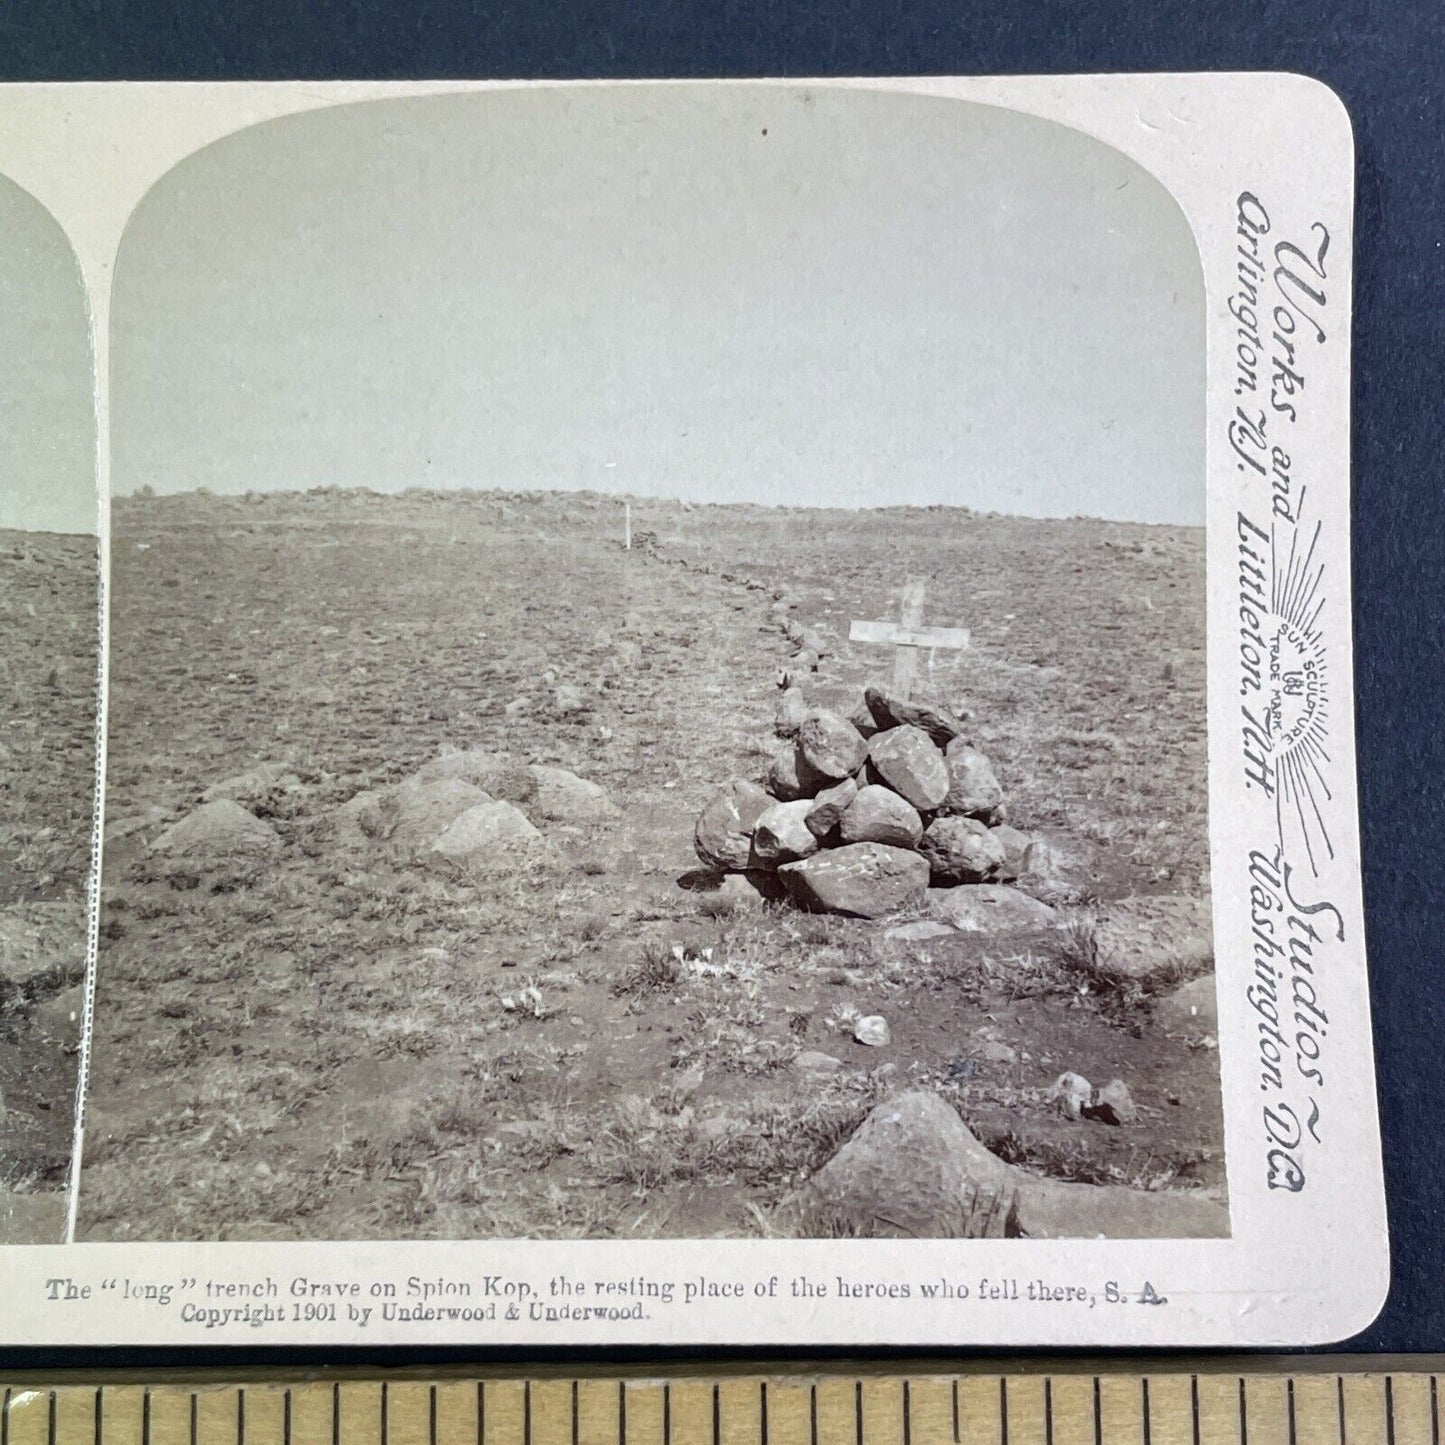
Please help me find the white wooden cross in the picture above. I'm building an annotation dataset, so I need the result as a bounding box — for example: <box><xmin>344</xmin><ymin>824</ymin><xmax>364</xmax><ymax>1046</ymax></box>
<box><xmin>849</xmin><ymin>579</ymin><xmax>970</xmax><ymax>699</ymax></box>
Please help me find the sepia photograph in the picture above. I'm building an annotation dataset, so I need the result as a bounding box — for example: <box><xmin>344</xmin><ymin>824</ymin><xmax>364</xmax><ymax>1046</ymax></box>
<box><xmin>0</xmin><ymin>173</ymin><xmax>98</xmax><ymax>1243</ymax></box>
<box><xmin>79</xmin><ymin>85</ymin><xmax>1226</xmax><ymax>1244</ymax></box>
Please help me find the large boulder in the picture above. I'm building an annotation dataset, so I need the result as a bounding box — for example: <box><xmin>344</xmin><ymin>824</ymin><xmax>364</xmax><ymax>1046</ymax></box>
<box><xmin>796</xmin><ymin>710</ymin><xmax>868</xmax><ymax>781</ymax></box>
<box><xmin>767</xmin><ymin>741</ymin><xmax>829</xmax><ymax>801</ymax></box>
<box><xmin>778</xmin><ymin>843</ymin><xmax>929</xmax><ymax>919</ymax></box>
<box><xmin>838</xmin><ymin>784</ymin><xmax>924</xmax><ymax>848</ymax></box>
<box><xmin>805</xmin><ymin>778</ymin><xmax>858</xmax><ymax>839</ymax></box>
<box><xmin>795</xmin><ymin>1092</ymin><xmax>1018</xmax><ymax>1238</ymax></box>
<box><xmin>150</xmin><ymin>800</ymin><xmax>280</xmax><ymax>855</ymax></box>
<box><xmin>1092</xmin><ymin>895</ymin><xmax>1213</xmax><ymax>983</ymax></box>
<box><xmin>919</xmin><ymin>816</ymin><xmax>1007</xmax><ymax>884</ymax></box>
<box><xmin>380</xmin><ymin>776</ymin><xmax>493</xmax><ymax>854</ymax></box>
<box><xmin>867</xmin><ymin>726</ymin><xmax>949</xmax><ymax>811</ymax></box>
<box><xmin>791</xmin><ymin>1090</ymin><xmax>1229</xmax><ymax>1241</ymax></box>
<box><xmin>694</xmin><ymin>779</ymin><xmax>773</xmax><ymax>871</ymax></box>
<box><xmin>938</xmin><ymin>742</ymin><xmax>1004</xmax><ymax>820</ymax></box>
<box><xmin>427</xmin><ymin>801</ymin><xmax>545</xmax><ymax>873</ymax></box>
<box><xmin>863</xmin><ymin>687</ymin><xmax>968</xmax><ymax>747</ymax></box>
<box><xmin>526</xmin><ymin>765</ymin><xmax>618</xmax><ymax>823</ymax></box>
<box><xmin>751</xmin><ymin>800</ymin><xmax>822</xmax><ymax>866</ymax></box>
<box><xmin>926</xmin><ymin>884</ymin><xmax>1059</xmax><ymax>932</ymax></box>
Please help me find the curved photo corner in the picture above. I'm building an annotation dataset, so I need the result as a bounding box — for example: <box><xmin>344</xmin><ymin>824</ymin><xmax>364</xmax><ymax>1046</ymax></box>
<box><xmin>0</xmin><ymin>171</ymin><xmax>99</xmax><ymax>1243</ymax></box>
<box><xmin>82</xmin><ymin>84</ymin><xmax>1218</xmax><ymax>1245</ymax></box>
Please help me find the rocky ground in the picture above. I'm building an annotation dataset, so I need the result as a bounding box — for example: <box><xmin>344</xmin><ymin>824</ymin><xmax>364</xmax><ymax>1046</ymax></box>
<box><xmin>0</xmin><ymin>529</ymin><xmax>97</xmax><ymax>1242</ymax></box>
<box><xmin>79</xmin><ymin>488</ymin><xmax>1223</xmax><ymax>1241</ymax></box>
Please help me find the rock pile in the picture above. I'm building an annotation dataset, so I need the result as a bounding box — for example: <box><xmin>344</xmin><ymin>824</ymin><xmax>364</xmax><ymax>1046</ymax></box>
<box><xmin>143</xmin><ymin>745</ymin><xmax>617</xmax><ymax>879</ymax></box>
<box><xmin>339</xmin><ymin>749</ymin><xmax>615</xmax><ymax>874</ymax></box>
<box><xmin>695</xmin><ymin>683</ymin><xmax>1030</xmax><ymax>919</ymax></box>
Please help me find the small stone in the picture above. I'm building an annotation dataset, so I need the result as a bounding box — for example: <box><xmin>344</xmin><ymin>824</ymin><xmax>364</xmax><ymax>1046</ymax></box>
<box><xmin>838</xmin><ymin>784</ymin><xmax>924</xmax><ymax>848</ymax></box>
<box><xmin>797</xmin><ymin>710</ymin><xmax>867</xmax><ymax>780</ymax></box>
<box><xmin>752</xmin><ymin>800</ymin><xmax>823</xmax><ymax>866</ymax></box>
<box><xmin>150</xmin><ymin>800</ymin><xmax>280</xmax><ymax>856</ymax></box>
<box><xmin>694</xmin><ymin>779</ymin><xmax>773</xmax><ymax>871</ymax></box>
<box><xmin>767</xmin><ymin>741</ymin><xmax>829</xmax><ymax>801</ymax></box>
<box><xmin>774</xmin><ymin>687</ymin><xmax>810</xmax><ymax>738</ymax></box>
<box><xmin>919</xmin><ymin>816</ymin><xmax>1007</xmax><ymax>885</ymax></box>
<box><xmin>938</xmin><ymin>742</ymin><xmax>1004</xmax><ymax>820</ymax></box>
<box><xmin>867</xmin><ymin>726</ymin><xmax>949</xmax><ymax>810</ymax></box>
<box><xmin>778</xmin><ymin>843</ymin><xmax>930</xmax><ymax>919</ymax></box>
<box><xmin>553</xmin><ymin>684</ymin><xmax>588</xmax><ymax>715</ymax></box>
<box><xmin>794</xmin><ymin>1050</ymin><xmax>844</xmax><ymax>1074</ymax></box>
<box><xmin>976</xmin><ymin>1038</ymin><xmax>1018</xmax><ymax>1065</ymax></box>
<box><xmin>1049</xmin><ymin>1071</ymin><xmax>1093</xmax><ymax>1121</ymax></box>
<box><xmin>1088</xmin><ymin>1079</ymin><xmax>1137</xmax><ymax>1125</ymax></box>
<box><xmin>805</xmin><ymin>777</ymin><xmax>858</xmax><ymax>839</ymax></box>
<box><xmin>863</xmin><ymin>687</ymin><xmax>968</xmax><ymax>747</ymax></box>
<box><xmin>853</xmin><ymin>1015</ymin><xmax>891</xmax><ymax>1047</ymax></box>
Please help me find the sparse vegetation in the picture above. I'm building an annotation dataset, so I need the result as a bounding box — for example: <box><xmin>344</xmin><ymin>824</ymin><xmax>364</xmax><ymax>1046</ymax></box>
<box><xmin>0</xmin><ymin>532</ymin><xmax>96</xmax><ymax>1231</ymax></box>
<box><xmin>80</xmin><ymin>488</ymin><xmax>1221</xmax><ymax>1241</ymax></box>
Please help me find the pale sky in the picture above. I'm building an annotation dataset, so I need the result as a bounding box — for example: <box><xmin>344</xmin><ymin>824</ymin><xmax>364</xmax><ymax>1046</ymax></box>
<box><xmin>112</xmin><ymin>86</ymin><xmax>1205</xmax><ymax>525</ymax></box>
<box><xmin>0</xmin><ymin>175</ymin><xmax>95</xmax><ymax>534</ymax></box>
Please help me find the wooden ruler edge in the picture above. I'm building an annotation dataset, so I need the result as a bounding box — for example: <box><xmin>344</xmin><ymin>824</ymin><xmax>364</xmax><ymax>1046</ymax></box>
<box><xmin>1</xmin><ymin>1355</ymin><xmax>1442</xmax><ymax>1387</ymax></box>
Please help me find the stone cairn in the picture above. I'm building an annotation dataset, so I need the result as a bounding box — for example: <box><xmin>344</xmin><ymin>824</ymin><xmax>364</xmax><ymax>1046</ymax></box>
<box><xmin>694</xmin><ymin>683</ymin><xmax>1029</xmax><ymax>918</ymax></box>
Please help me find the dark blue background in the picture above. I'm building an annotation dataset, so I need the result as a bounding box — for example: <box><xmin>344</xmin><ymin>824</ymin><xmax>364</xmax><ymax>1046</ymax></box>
<box><xmin>0</xmin><ymin>0</ymin><xmax>1439</xmax><ymax>1359</ymax></box>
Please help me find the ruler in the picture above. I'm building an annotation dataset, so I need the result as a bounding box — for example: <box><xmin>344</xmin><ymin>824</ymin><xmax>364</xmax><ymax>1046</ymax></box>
<box><xmin>1</xmin><ymin>1367</ymin><xmax>1442</xmax><ymax>1445</ymax></box>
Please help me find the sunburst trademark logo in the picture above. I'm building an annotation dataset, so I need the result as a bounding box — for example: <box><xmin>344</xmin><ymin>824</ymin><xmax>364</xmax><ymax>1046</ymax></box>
<box><xmin>1239</xmin><ymin>513</ymin><xmax>1333</xmax><ymax>875</ymax></box>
